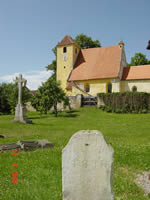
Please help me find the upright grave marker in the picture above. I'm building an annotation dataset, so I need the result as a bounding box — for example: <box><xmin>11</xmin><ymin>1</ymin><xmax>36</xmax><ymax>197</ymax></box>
<box><xmin>13</xmin><ymin>74</ymin><xmax>31</xmax><ymax>123</ymax></box>
<box><xmin>62</xmin><ymin>130</ymin><xmax>114</xmax><ymax>200</ymax></box>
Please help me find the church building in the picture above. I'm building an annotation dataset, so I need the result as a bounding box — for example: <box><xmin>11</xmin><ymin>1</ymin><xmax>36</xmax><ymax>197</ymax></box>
<box><xmin>56</xmin><ymin>35</ymin><xmax>150</xmax><ymax>96</ymax></box>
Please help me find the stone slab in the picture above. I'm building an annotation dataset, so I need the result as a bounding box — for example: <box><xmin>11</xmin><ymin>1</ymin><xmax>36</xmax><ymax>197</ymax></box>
<box><xmin>62</xmin><ymin>130</ymin><xmax>114</xmax><ymax>200</ymax></box>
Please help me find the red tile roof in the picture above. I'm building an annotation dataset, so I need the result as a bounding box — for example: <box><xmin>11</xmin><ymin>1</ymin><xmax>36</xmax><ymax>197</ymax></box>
<box><xmin>69</xmin><ymin>45</ymin><xmax>122</xmax><ymax>81</ymax></box>
<box><xmin>122</xmin><ymin>65</ymin><xmax>150</xmax><ymax>80</ymax></box>
<box><xmin>57</xmin><ymin>35</ymin><xmax>76</xmax><ymax>46</ymax></box>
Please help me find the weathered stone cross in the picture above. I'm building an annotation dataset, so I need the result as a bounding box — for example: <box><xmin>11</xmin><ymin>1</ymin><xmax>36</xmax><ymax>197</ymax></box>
<box><xmin>13</xmin><ymin>74</ymin><xmax>31</xmax><ymax>124</ymax></box>
<box><xmin>15</xmin><ymin>74</ymin><xmax>26</xmax><ymax>105</ymax></box>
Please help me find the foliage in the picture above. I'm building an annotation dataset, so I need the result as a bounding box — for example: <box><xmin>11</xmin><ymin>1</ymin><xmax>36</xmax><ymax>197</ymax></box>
<box><xmin>128</xmin><ymin>52</ymin><xmax>150</xmax><ymax>66</ymax></box>
<box><xmin>0</xmin><ymin>83</ymin><xmax>11</xmax><ymax>114</ymax></box>
<box><xmin>74</xmin><ymin>33</ymin><xmax>101</xmax><ymax>49</ymax></box>
<box><xmin>31</xmin><ymin>77</ymin><xmax>68</xmax><ymax>117</ymax></box>
<box><xmin>0</xmin><ymin>82</ymin><xmax>32</xmax><ymax>114</ymax></box>
<box><xmin>0</xmin><ymin>108</ymin><xmax>150</xmax><ymax>200</ymax></box>
<box><xmin>98</xmin><ymin>92</ymin><xmax>150</xmax><ymax>113</ymax></box>
<box><xmin>45</xmin><ymin>60</ymin><xmax>56</xmax><ymax>80</ymax></box>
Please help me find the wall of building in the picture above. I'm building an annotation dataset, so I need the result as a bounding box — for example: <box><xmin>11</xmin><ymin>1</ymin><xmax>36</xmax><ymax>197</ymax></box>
<box><xmin>120</xmin><ymin>80</ymin><xmax>150</xmax><ymax>92</ymax></box>
<box><xmin>71</xmin><ymin>78</ymin><xmax>116</xmax><ymax>96</ymax></box>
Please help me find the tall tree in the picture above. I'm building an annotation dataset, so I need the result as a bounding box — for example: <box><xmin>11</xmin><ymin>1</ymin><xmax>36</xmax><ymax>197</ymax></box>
<box><xmin>46</xmin><ymin>34</ymin><xmax>101</xmax><ymax>77</ymax></box>
<box><xmin>31</xmin><ymin>77</ymin><xmax>69</xmax><ymax>117</ymax></box>
<box><xmin>128</xmin><ymin>52</ymin><xmax>150</xmax><ymax>66</ymax></box>
<box><xmin>74</xmin><ymin>34</ymin><xmax>101</xmax><ymax>49</ymax></box>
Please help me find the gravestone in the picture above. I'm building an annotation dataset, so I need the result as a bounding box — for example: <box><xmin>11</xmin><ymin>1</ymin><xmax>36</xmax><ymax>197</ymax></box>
<box><xmin>13</xmin><ymin>74</ymin><xmax>31</xmax><ymax>123</ymax></box>
<box><xmin>62</xmin><ymin>130</ymin><xmax>114</xmax><ymax>200</ymax></box>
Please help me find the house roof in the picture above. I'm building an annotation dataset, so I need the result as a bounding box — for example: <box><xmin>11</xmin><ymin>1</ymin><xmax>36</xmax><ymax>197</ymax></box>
<box><xmin>57</xmin><ymin>35</ymin><xmax>76</xmax><ymax>46</ymax></box>
<box><xmin>122</xmin><ymin>65</ymin><xmax>150</xmax><ymax>80</ymax></box>
<box><xmin>69</xmin><ymin>45</ymin><xmax>122</xmax><ymax>81</ymax></box>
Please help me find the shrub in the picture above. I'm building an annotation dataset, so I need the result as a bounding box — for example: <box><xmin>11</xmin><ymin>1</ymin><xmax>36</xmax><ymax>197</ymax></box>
<box><xmin>98</xmin><ymin>92</ymin><xmax>150</xmax><ymax>113</ymax></box>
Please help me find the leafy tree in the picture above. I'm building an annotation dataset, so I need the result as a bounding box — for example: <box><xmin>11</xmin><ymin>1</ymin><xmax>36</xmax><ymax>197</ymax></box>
<box><xmin>46</xmin><ymin>34</ymin><xmax>101</xmax><ymax>77</ymax></box>
<box><xmin>31</xmin><ymin>86</ymin><xmax>51</xmax><ymax>117</ymax></box>
<box><xmin>46</xmin><ymin>60</ymin><xmax>56</xmax><ymax>80</ymax></box>
<box><xmin>7</xmin><ymin>83</ymin><xmax>32</xmax><ymax>114</ymax></box>
<box><xmin>31</xmin><ymin>77</ymin><xmax>68</xmax><ymax>117</ymax></box>
<box><xmin>128</xmin><ymin>53</ymin><xmax>150</xmax><ymax>66</ymax></box>
<box><xmin>0</xmin><ymin>82</ymin><xmax>32</xmax><ymax>114</ymax></box>
<box><xmin>74</xmin><ymin>34</ymin><xmax>101</xmax><ymax>49</ymax></box>
<box><xmin>0</xmin><ymin>83</ymin><xmax>10</xmax><ymax>114</ymax></box>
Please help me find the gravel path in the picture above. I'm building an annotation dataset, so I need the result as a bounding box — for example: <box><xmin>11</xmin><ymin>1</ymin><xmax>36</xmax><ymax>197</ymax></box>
<box><xmin>136</xmin><ymin>171</ymin><xmax>150</xmax><ymax>195</ymax></box>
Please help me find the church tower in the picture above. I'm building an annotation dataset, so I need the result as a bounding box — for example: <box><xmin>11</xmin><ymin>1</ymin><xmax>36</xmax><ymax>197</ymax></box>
<box><xmin>56</xmin><ymin>35</ymin><xmax>80</xmax><ymax>94</ymax></box>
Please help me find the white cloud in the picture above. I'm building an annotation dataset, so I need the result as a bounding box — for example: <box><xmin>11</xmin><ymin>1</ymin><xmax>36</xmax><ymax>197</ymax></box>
<box><xmin>0</xmin><ymin>70</ymin><xmax>52</xmax><ymax>90</ymax></box>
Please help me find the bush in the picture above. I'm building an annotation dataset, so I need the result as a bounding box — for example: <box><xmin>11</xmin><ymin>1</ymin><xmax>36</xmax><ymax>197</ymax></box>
<box><xmin>98</xmin><ymin>92</ymin><xmax>150</xmax><ymax>113</ymax></box>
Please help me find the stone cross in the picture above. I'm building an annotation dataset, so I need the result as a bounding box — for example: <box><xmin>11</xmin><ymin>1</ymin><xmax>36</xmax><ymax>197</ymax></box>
<box><xmin>15</xmin><ymin>74</ymin><xmax>26</xmax><ymax>105</ymax></box>
<box><xmin>13</xmin><ymin>74</ymin><xmax>31</xmax><ymax>124</ymax></box>
<box><xmin>62</xmin><ymin>130</ymin><xmax>114</xmax><ymax>200</ymax></box>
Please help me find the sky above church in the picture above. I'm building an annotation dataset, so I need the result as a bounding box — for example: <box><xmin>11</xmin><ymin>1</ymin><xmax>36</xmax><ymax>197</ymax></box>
<box><xmin>0</xmin><ymin>0</ymin><xmax>150</xmax><ymax>90</ymax></box>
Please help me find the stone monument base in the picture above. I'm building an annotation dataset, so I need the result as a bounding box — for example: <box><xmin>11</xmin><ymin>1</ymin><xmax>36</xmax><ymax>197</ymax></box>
<box><xmin>12</xmin><ymin>104</ymin><xmax>32</xmax><ymax>124</ymax></box>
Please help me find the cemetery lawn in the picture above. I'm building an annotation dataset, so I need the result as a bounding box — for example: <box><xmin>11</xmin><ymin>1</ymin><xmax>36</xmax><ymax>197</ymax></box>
<box><xmin>0</xmin><ymin>107</ymin><xmax>150</xmax><ymax>200</ymax></box>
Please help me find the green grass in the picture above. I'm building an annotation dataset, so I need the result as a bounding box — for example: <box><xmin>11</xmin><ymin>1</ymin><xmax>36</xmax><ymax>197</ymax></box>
<box><xmin>0</xmin><ymin>107</ymin><xmax>150</xmax><ymax>200</ymax></box>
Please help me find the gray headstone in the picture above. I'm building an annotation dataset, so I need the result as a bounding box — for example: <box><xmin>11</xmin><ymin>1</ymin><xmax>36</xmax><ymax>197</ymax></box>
<box><xmin>62</xmin><ymin>130</ymin><xmax>114</xmax><ymax>200</ymax></box>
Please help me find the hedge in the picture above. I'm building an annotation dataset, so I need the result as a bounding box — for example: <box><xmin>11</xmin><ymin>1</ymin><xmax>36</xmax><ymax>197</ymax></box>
<box><xmin>97</xmin><ymin>92</ymin><xmax>150</xmax><ymax>113</ymax></box>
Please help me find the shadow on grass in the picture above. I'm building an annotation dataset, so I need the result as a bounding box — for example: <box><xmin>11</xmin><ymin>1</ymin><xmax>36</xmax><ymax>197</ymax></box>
<box><xmin>51</xmin><ymin>110</ymin><xmax>80</xmax><ymax>118</ymax></box>
<box><xmin>66</xmin><ymin>110</ymin><xmax>80</xmax><ymax>114</ymax></box>
<box><xmin>59</xmin><ymin>113</ymin><xmax>79</xmax><ymax>118</ymax></box>
<box><xmin>59</xmin><ymin>110</ymin><xmax>79</xmax><ymax>118</ymax></box>
<box><xmin>28</xmin><ymin>115</ymin><xmax>49</xmax><ymax>120</ymax></box>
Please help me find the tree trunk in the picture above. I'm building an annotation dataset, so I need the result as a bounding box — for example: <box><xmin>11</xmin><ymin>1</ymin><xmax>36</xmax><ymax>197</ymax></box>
<box><xmin>54</xmin><ymin>102</ymin><xmax>58</xmax><ymax>117</ymax></box>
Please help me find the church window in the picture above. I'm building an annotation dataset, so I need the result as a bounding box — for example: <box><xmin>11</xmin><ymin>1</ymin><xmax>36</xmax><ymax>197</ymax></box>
<box><xmin>64</xmin><ymin>66</ymin><xmax>66</xmax><ymax>69</ymax></box>
<box><xmin>63</xmin><ymin>47</ymin><xmax>67</xmax><ymax>53</ymax></box>
<box><xmin>107</xmin><ymin>83</ymin><xmax>112</xmax><ymax>93</ymax></box>
<box><xmin>85</xmin><ymin>84</ymin><xmax>90</xmax><ymax>92</ymax></box>
<box><xmin>132</xmin><ymin>86</ymin><xmax>137</xmax><ymax>92</ymax></box>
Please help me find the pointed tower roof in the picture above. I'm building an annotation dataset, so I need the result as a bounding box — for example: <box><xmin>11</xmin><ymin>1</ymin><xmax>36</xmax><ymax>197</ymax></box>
<box><xmin>57</xmin><ymin>35</ymin><xmax>76</xmax><ymax>46</ymax></box>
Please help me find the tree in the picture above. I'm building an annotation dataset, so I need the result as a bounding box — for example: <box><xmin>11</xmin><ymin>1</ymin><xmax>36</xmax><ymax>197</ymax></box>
<box><xmin>0</xmin><ymin>83</ymin><xmax>10</xmax><ymax>114</ymax></box>
<box><xmin>31</xmin><ymin>86</ymin><xmax>51</xmax><ymax>117</ymax></box>
<box><xmin>31</xmin><ymin>77</ymin><xmax>68</xmax><ymax>117</ymax></box>
<box><xmin>74</xmin><ymin>34</ymin><xmax>101</xmax><ymax>49</ymax></box>
<box><xmin>46</xmin><ymin>34</ymin><xmax>101</xmax><ymax>77</ymax></box>
<box><xmin>0</xmin><ymin>82</ymin><xmax>32</xmax><ymax>114</ymax></box>
<box><xmin>128</xmin><ymin>53</ymin><xmax>150</xmax><ymax>66</ymax></box>
<box><xmin>7</xmin><ymin>83</ymin><xmax>32</xmax><ymax>114</ymax></box>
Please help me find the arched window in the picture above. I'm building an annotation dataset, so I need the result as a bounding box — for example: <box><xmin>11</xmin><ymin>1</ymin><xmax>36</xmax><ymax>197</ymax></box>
<box><xmin>132</xmin><ymin>86</ymin><xmax>137</xmax><ymax>92</ymax></box>
<box><xmin>63</xmin><ymin>47</ymin><xmax>67</xmax><ymax>53</ymax></box>
<box><xmin>107</xmin><ymin>83</ymin><xmax>112</xmax><ymax>93</ymax></box>
<box><xmin>85</xmin><ymin>84</ymin><xmax>90</xmax><ymax>92</ymax></box>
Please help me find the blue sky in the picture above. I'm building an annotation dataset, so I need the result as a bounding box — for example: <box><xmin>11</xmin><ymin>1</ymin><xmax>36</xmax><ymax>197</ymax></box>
<box><xmin>0</xmin><ymin>0</ymin><xmax>150</xmax><ymax>89</ymax></box>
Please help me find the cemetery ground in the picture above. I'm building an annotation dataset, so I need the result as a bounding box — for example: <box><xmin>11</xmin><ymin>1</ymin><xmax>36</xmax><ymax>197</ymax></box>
<box><xmin>0</xmin><ymin>107</ymin><xmax>150</xmax><ymax>200</ymax></box>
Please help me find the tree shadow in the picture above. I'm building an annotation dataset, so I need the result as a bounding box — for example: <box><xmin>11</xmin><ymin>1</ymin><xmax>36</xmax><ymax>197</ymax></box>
<box><xmin>66</xmin><ymin>110</ymin><xmax>80</xmax><ymax>114</ymax></box>
<box><xmin>60</xmin><ymin>113</ymin><xmax>79</xmax><ymax>118</ymax></box>
<box><xmin>28</xmin><ymin>115</ymin><xmax>49</xmax><ymax>120</ymax></box>
<box><xmin>59</xmin><ymin>110</ymin><xmax>79</xmax><ymax>118</ymax></box>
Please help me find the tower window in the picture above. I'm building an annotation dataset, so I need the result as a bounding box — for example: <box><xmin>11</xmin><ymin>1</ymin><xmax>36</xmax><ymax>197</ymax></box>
<box><xmin>85</xmin><ymin>84</ymin><xmax>90</xmax><ymax>92</ymax></box>
<box><xmin>132</xmin><ymin>86</ymin><xmax>137</xmax><ymax>92</ymax></box>
<box><xmin>63</xmin><ymin>47</ymin><xmax>67</xmax><ymax>53</ymax></box>
<box><xmin>107</xmin><ymin>83</ymin><xmax>112</xmax><ymax>93</ymax></box>
<box><xmin>64</xmin><ymin>66</ymin><xmax>66</xmax><ymax>69</ymax></box>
